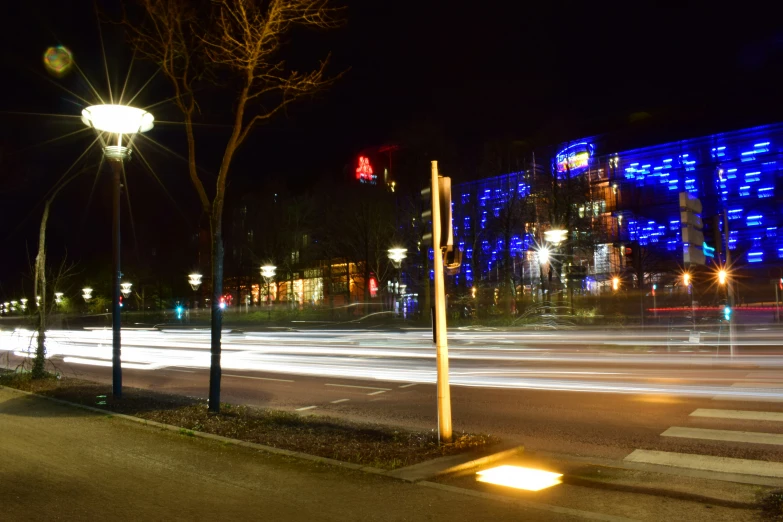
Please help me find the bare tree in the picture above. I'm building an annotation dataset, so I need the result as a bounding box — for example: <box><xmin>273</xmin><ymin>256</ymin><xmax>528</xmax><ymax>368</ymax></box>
<box><xmin>126</xmin><ymin>0</ymin><xmax>343</xmax><ymax>411</ymax></box>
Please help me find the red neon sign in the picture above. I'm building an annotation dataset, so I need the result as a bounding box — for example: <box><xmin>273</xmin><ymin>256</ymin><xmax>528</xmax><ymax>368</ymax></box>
<box><xmin>369</xmin><ymin>275</ymin><xmax>378</xmax><ymax>297</ymax></box>
<box><xmin>356</xmin><ymin>155</ymin><xmax>375</xmax><ymax>184</ymax></box>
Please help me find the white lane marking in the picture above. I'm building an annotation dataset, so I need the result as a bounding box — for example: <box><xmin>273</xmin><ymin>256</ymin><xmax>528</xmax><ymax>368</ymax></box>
<box><xmin>662</xmin><ymin>426</ymin><xmax>783</xmax><ymax>446</ymax></box>
<box><xmin>624</xmin><ymin>449</ymin><xmax>783</xmax><ymax>478</ymax></box>
<box><xmin>325</xmin><ymin>384</ymin><xmax>391</xmax><ymax>391</ymax></box>
<box><xmin>224</xmin><ymin>374</ymin><xmax>294</xmax><ymax>383</ymax></box>
<box><xmin>399</xmin><ymin>383</ymin><xmax>417</xmax><ymax>388</ymax></box>
<box><xmin>296</xmin><ymin>406</ymin><xmax>317</xmax><ymax>411</ymax></box>
<box><xmin>330</xmin><ymin>399</ymin><xmax>350</xmax><ymax>404</ymax></box>
<box><xmin>169</xmin><ymin>369</ymin><xmax>195</xmax><ymax>373</ymax></box>
<box><xmin>713</xmin><ymin>396</ymin><xmax>783</xmax><ymax>402</ymax></box>
<box><xmin>691</xmin><ymin>409</ymin><xmax>783</xmax><ymax>422</ymax></box>
<box><xmin>367</xmin><ymin>390</ymin><xmax>387</xmax><ymax>396</ymax></box>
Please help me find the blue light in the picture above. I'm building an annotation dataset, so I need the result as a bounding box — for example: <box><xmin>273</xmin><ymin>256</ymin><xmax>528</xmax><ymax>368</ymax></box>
<box><xmin>754</xmin><ymin>142</ymin><xmax>770</xmax><ymax>147</ymax></box>
<box><xmin>724</xmin><ymin>306</ymin><xmax>732</xmax><ymax>321</ymax></box>
<box><xmin>748</xmin><ymin>251</ymin><xmax>764</xmax><ymax>262</ymax></box>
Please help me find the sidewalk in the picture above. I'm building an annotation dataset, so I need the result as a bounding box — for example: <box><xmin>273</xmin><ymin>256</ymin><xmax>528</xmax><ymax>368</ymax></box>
<box><xmin>0</xmin><ymin>387</ymin><xmax>586</xmax><ymax>522</ymax></box>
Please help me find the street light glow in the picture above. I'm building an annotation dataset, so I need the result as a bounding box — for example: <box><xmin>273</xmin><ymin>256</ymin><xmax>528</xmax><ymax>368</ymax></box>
<box><xmin>387</xmin><ymin>247</ymin><xmax>407</xmax><ymax>264</ymax></box>
<box><xmin>612</xmin><ymin>277</ymin><xmax>620</xmax><ymax>291</ymax></box>
<box><xmin>717</xmin><ymin>269</ymin><xmax>728</xmax><ymax>285</ymax></box>
<box><xmin>120</xmin><ymin>282</ymin><xmax>133</xmax><ymax>298</ymax></box>
<box><xmin>188</xmin><ymin>273</ymin><xmax>203</xmax><ymax>291</ymax></box>
<box><xmin>260</xmin><ymin>265</ymin><xmax>277</xmax><ymax>279</ymax></box>
<box><xmin>543</xmin><ymin>229</ymin><xmax>568</xmax><ymax>245</ymax></box>
<box><xmin>82</xmin><ymin>287</ymin><xmax>93</xmax><ymax>301</ymax></box>
<box><xmin>81</xmin><ymin>105</ymin><xmax>154</xmax><ymax>135</ymax></box>
<box><xmin>683</xmin><ymin>272</ymin><xmax>691</xmax><ymax>286</ymax></box>
<box><xmin>476</xmin><ymin>465</ymin><xmax>563</xmax><ymax>491</ymax></box>
<box><xmin>537</xmin><ymin>246</ymin><xmax>550</xmax><ymax>265</ymax></box>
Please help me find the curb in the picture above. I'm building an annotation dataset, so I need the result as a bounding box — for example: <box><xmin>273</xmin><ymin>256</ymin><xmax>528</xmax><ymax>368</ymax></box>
<box><xmin>0</xmin><ymin>385</ymin><xmax>385</xmax><ymax>474</ymax></box>
<box><xmin>0</xmin><ymin>385</ymin><xmax>508</xmax><ymax>481</ymax></box>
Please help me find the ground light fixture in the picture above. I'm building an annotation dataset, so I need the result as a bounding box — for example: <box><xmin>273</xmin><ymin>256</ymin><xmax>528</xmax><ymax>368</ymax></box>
<box><xmin>476</xmin><ymin>465</ymin><xmax>563</xmax><ymax>491</ymax></box>
<box><xmin>82</xmin><ymin>103</ymin><xmax>154</xmax><ymax>399</ymax></box>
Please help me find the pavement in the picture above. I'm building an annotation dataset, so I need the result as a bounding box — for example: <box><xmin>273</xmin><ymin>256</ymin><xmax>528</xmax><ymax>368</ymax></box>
<box><xmin>0</xmin><ymin>387</ymin><xmax>768</xmax><ymax>521</ymax></box>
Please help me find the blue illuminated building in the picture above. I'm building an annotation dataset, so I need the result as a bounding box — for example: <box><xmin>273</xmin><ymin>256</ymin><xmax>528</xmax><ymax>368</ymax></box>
<box><xmin>450</xmin><ymin>123</ymin><xmax>783</xmax><ymax>292</ymax></box>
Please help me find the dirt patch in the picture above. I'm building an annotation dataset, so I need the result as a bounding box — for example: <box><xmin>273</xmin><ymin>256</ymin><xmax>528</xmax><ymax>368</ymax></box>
<box><xmin>0</xmin><ymin>371</ymin><xmax>498</xmax><ymax>470</ymax></box>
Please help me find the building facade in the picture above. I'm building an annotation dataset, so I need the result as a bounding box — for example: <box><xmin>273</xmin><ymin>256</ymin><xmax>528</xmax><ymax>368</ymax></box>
<box><xmin>450</xmin><ymin>123</ymin><xmax>783</xmax><ymax>301</ymax></box>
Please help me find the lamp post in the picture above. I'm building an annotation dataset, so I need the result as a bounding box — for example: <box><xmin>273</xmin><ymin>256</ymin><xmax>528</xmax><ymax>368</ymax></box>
<box><xmin>82</xmin><ymin>287</ymin><xmax>93</xmax><ymax>302</ymax></box>
<box><xmin>387</xmin><ymin>248</ymin><xmax>407</xmax><ymax>317</ymax></box>
<box><xmin>683</xmin><ymin>272</ymin><xmax>695</xmax><ymax>329</ymax></box>
<box><xmin>82</xmin><ymin>104</ymin><xmax>153</xmax><ymax>399</ymax></box>
<box><xmin>188</xmin><ymin>273</ymin><xmax>202</xmax><ymax>313</ymax></box>
<box><xmin>261</xmin><ymin>265</ymin><xmax>276</xmax><ymax>320</ymax></box>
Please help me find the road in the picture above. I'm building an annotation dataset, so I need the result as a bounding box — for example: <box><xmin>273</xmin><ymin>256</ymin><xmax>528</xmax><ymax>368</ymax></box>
<box><xmin>3</xmin><ymin>325</ymin><xmax>783</xmax><ymax>479</ymax></box>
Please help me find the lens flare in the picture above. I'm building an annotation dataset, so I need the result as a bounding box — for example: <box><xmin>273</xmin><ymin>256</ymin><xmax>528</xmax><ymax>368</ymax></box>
<box><xmin>43</xmin><ymin>46</ymin><xmax>73</xmax><ymax>77</ymax></box>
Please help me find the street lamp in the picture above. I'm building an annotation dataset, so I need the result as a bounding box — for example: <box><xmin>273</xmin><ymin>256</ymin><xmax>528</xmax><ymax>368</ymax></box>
<box><xmin>387</xmin><ymin>248</ymin><xmax>407</xmax><ymax>317</ymax></box>
<box><xmin>682</xmin><ymin>272</ymin><xmax>695</xmax><ymax>328</ymax></box>
<box><xmin>188</xmin><ymin>273</ymin><xmax>202</xmax><ymax>312</ymax></box>
<box><xmin>188</xmin><ymin>273</ymin><xmax>203</xmax><ymax>291</ymax></box>
<box><xmin>543</xmin><ymin>229</ymin><xmax>568</xmax><ymax>246</ymax></box>
<box><xmin>82</xmin><ymin>104</ymin><xmax>153</xmax><ymax>399</ymax></box>
<box><xmin>54</xmin><ymin>292</ymin><xmax>63</xmax><ymax>305</ymax></box>
<box><xmin>260</xmin><ymin>265</ymin><xmax>276</xmax><ymax>319</ymax></box>
<box><xmin>612</xmin><ymin>277</ymin><xmax>620</xmax><ymax>292</ymax></box>
<box><xmin>20</xmin><ymin>298</ymin><xmax>28</xmax><ymax>311</ymax></box>
<box><xmin>121</xmin><ymin>282</ymin><xmax>133</xmax><ymax>299</ymax></box>
<box><xmin>82</xmin><ymin>287</ymin><xmax>93</xmax><ymax>302</ymax></box>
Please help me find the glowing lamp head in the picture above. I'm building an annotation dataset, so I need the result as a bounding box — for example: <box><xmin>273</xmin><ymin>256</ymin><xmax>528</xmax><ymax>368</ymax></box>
<box><xmin>388</xmin><ymin>247</ymin><xmax>407</xmax><ymax>267</ymax></box>
<box><xmin>717</xmin><ymin>269</ymin><xmax>727</xmax><ymax>285</ymax></box>
<box><xmin>120</xmin><ymin>282</ymin><xmax>133</xmax><ymax>298</ymax></box>
<box><xmin>543</xmin><ymin>229</ymin><xmax>568</xmax><ymax>245</ymax></box>
<box><xmin>82</xmin><ymin>287</ymin><xmax>93</xmax><ymax>301</ymax></box>
<box><xmin>612</xmin><ymin>277</ymin><xmax>620</xmax><ymax>291</ymax></box>
<box><xmin>81</xmin><ymin>105</ymin><xmax>154</xmax><ymax>135</ymax></box>
<box><xmin>683</xmin><ymin>273</ymin><xmax>691</xmax><ymax>286</ymax></box>
<box><xmin>188</xmin><ymin>273</ymin><xmax>203</xmax><ymax>291</ymax></box>
<box><xmin>537</xmin><ymin>247</ymin><xmax>550</xmax><ymax>265</ymax></box>
<box><xmin>260</xmin><ymin>265</ymin><xmax>277</xmax><ymax>279</ymax></box>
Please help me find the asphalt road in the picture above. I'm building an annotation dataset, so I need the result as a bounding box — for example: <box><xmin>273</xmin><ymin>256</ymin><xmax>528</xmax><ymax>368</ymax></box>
<box><xmin>3</xmin><ymin>326</ymin><xmax>783</xmax><ymax>475</ymax></box>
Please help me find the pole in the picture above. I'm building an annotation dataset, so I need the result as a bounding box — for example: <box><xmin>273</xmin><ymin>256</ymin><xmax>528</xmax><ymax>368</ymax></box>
<box><xmin>431</xmin><ymin>160</ymin><xmax>452</xmax><ymax>443</ymax></box>
<box><xmin>723</xmin><ymin>210</ymin><xmax>736</xmax><ymax>357</ymax></box>
<box><xmin>110</xmin><ymin>158</ymin><xmax>123</xmax><ymax>398</ymax></box>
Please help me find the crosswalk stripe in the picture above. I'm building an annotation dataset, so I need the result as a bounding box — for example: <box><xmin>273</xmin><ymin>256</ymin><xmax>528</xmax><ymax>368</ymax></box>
<box><xmin>691</xmin><ymin>409</ymin><xmax>783</xmax><ymax>422</ymax></box>
<box><xmin>625</xmin><ymin>449</ymin><xmax>783</xmax><ymax>478</ymax></box>
<box><xmin>662</xmin><ymin>426</ymin><xmax>783</xmax><ymax>446</ymax></box>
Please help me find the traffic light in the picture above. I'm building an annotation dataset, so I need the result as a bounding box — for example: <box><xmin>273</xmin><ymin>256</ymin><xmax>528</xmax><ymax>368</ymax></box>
<box><xmin>119</xmin><ymin>295</ymin><xmax>123</xmax><ymax>308</ymax></box>
<box><xmin>652</xmin><ymin>284</ymin><xmax>657</xmax><ymax>296</ymax></box>
<box><xmin>779</xmin><ymin>278</ymin><xmax>783</xmax><ymax>291</ymax></box>
<box><xmin>723</xmin><ymin>305</ymin><xmax>732</xmax><ymax>321</ymax></box>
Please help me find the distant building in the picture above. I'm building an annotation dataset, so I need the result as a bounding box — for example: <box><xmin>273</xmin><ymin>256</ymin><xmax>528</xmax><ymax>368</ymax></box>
<box><xmin>449</xmin><ymin>122</ymin><xmax>783</xmax><ymax>301</ymax></box>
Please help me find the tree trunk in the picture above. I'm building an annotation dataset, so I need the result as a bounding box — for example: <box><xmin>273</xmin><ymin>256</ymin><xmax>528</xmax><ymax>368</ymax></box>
<box><xmin>32</xmin><ymin>199</ymin><xmax>51</xmax><ymax>379</ymax></box>
<box><xmin>208</xmin><ymin>214</ymin><xmax>224</xmax><ymax>413</ymax></box>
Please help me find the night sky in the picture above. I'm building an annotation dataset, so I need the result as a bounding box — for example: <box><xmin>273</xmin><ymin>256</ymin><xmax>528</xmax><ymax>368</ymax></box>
<box><xmin>2</xmin><ymin>1</ymin><xmax>783</xmax><ymax>296</ymax></box>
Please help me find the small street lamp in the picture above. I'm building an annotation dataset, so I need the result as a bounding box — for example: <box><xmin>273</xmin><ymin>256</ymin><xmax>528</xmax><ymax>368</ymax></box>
<box><xmin>20</xmin><ymin>298</ymin><xmax>28</xmax><ymax>311</ymax></box>
<box><xmin>543</xmin><ymin>229</ymin><xmax>568</xmax><ymax>245</ymax></box>
<box><xmin>54</xmin><ymin>292</ymin><xmax>64</xmax><ymax>305</ymax></box>
<box><xmin>188</xmin><ymin>273</ymin><xmax>203</xmax><ymax>291</ymax></box>
<box><xmin>387</xmin><ymin>248</ymin><xmax>407</xmax><ymax>317</ymax></box>
<box><xmin>82</xmin><ymin>103</ymin><xmax>153</xmax><ymax>399</ymax></box>
<box><xmin>82</xmin><ymin>287</ymin><xmax>93</xmax><ymax>302</ymax></box>
<box><xmin>260</xmin><ymin>265</ymin><xmax>276</xmax><ymax>319</ymax></box>
<box><xmin>612</xmin><ymin>277</ymin><xmax>620</xmax><ymax>292</ymax></box>
<box><xmin>121</xmin><ymin>282</ymin><xmax>133</xmax><ymax>299</ymax></box>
